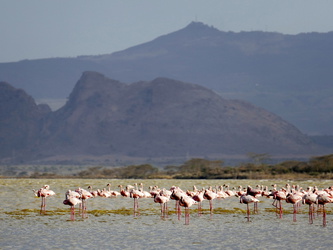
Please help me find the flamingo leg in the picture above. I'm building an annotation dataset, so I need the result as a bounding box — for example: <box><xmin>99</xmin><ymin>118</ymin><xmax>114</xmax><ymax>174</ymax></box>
<box><xmin>293</xmin><ymin>204</ymin><xmax>297</xmax><ymax>222</ymax></box>
<box><xmin>279</xmin><ymin>200</ymin><xmax>283</xmax><ymax>219</ymax></box>
<box><xmin>79</xmin><ymin>201</ymin><xmax>82</xmax><ymax>216</ymax></box>
<box><xmin>176</xmin><ymin>200</ymin><xmax>181</xmax><ymax>220</ymax></box>
<box><xmin>198</xmin><ymin>202</ymin><xmax>202</xmax><ymax>216</ymax></box>
<box><xmin>82</xmin><ymin>199</ymin><xmax>87</xmax><ymax>218</ymax></box>
<box><xmin>133</xmin><ymin>198</ymin><xmax>139</xmax><ymax>217</ymax></box>
<box><xmin>160</xmin><ymin>203</ymin><xmax>163</xmax><ymax>216</ymax></box>
<box><xmin>134</xmin><ymin>198</ymin><xmax>136</xmax><ymax>216</ymax></box>
<box><xmin>323</xmin><ymin>205</ymin><xmax>327</xmax><ymax>227</ymax></box>
<box><xmin>254</xmin><ymin>202</ymin><xmax>258</xmax><ymax>214</ymax></box>
<box><xmin>209</xmin><ymin>200</ymin><xmax>213</xmax><ymax>215</ymax></box>
<box><xmin>185</xmin><ymin>207</ymin><xmax>190</xmax><ymax>225</ymax></box>
<box><xmin>40</xmin><ymin>198</ymin><xmax>43</xmax><ymax>214</ymax></box>
<box><xmin>85</xmin><ymin>200</ymin><xmax>88</xmax><ymax>218</ymax></box>
<box><xmin>247</xmin><ymin>204</ymin><xmax>250</xmax><ymax>222</ymax></box>
<box><xmin>70</xmin><ymin>206</ymin><xmax>75</xmax><ymax>221</ymax></box>
<box><xmin>313</xmin><ymin>204</ymin><xmax>317</xmax><ymax>220</ymax></box>
<box><xmin>164</xmin><ymin>203</ymin><xmax>168</xmax><ymax>218</ymax></box>
<box><xmin>40</xmin><ymin>197</ymin><xmax>46</xmax><ymax>214</ymax></box>
<box><xmin>309</xmin><ymin>204</ymin><xmax>313</xmax><ymax>224</ymax></box>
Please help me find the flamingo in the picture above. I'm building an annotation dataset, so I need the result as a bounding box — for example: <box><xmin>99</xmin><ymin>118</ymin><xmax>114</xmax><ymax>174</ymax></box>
<box><xmin>186</xmin><ymin>185</ymin><xmax>198</xmax><ymax>197</ymax></box>
<box><xmin>97</xmin><ymin>188</ymin><xmax>111</xmax><ymax>198</ymax></box>
<box><xmin>75</xmin><ymin>187</ymin><xmax>93</xmax><ymax>218</ymax></box>
<box><xmin>246</xmin><ymin>185</ymin><xmax>261</xmax><ymax>214</ymax></box>
<box><xmin>240</xmin><ymin>194</ymin><xmax>259</xmax><ymax>222</ymax></box>
<box><xmin>216</xmin><ymin>185</ymin><xmax>228</xmax><ymax>199</ymax></box>
<box><xmin>235</xmin><ymin>185</ymin><xmax>246</xmax><ymax>197</ymax></box>
<box><xmin>302</xmin><ymin>187</ymin><xmax>318</xmax><ymax>224</ymax></box>
<box><xmin>224</xmin><ymin>184</ymin><xmax>235</xmax><ymax>197</ymax></box>
<box><xmin>170</xmin><ymin>187</ymin><xmax>186</xmax><ymax>220</ymax></box>
<box><xmin>118</xmin><ymin>185</ymin><xmax>131</xmax><ymax>197</ymax></box>
<box><xmin>107</xmin><ymin>183</ymin><xmax>121</xmax><ymax>197</ymax></box>
<box><xmin>154</xmin><ymin>191</ymin><xmax>170</xmax><ymax>218</ymax></box>
<box><xmin>139</xmin><ymin>183</ymin><xmax>152</xmax><ymax>198</ymax></box>
<box><xmin>286</xmin><ymin>192</ymin><xmax>303</xmax><ymax>222</ymax></box>
<box><xmin>149</xmin><ymin>186</ymin><xmax>160</xmax><ymax>197</ymax></box>
<box><xmin>159</xmin><ymin>188</ymin><xmax>172</xmax><ymax>198</ymax></box>
<box><xmin>179</xmin><ymin>194</ymin><xmax>196</xmax><ymax>225</ymax></box>
<box><xmin>88</xmin><ymin>185</ymin><xmax>98</xmax><ymax>197</ymax></box>
<box><xmin>130</xmin><ymin>183</ymin><xmax>144</xmax><ymax>216</ymax></box>
<box><xmin>203</xmin><ymin>187</ymin><xmax>218</xmax><ymax>215</ymax></box>
<box><xmin>192</xmin><ymin>189</ymin><xmax>205</xmax><ymax>216</ymax></box>
<box><xmin>261</xmin><ymin>186</ymin><xmax>271</xmax><ymax>198</ymax></box>
<box><xmin>272</xmin><ymin>186</ymin><xmax>287</xmax><ymax>218</ymax></box>
<box><xmin>63</xmin><ymin>190</ymin><xmax>82</xmax><ymax>221</ymax></box>
<box><xmin>33</xmin><ymin>185</ymin><xmax>55</xmax><ymax>214</ymax></box>
<box><xmin>316</xmin><ymin>193</ymin><xmax>333</xmax><ymax>227</ymax></box>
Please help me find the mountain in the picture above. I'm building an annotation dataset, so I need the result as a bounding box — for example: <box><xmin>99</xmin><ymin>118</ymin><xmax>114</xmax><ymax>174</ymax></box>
<box><xmin>0</xmin><ymin>82</ymin><xmax>51</xmax><ymax>161</ymax></box>
<box><xmin>1</xmin><ymin>71</ymin><xmax>325</xmax><ymax>165</ymax></box>
<box><xmin>1</xmin><ymin>22</ymin><xmax>333</xmax><ymax>135</ymax></box>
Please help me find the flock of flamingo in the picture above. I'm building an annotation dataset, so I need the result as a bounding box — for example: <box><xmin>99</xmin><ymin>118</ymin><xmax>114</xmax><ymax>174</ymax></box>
<box><xmin>33</xmin><ymin>183</ymin><xmax>333</xmax><ymax>226</ymax></box>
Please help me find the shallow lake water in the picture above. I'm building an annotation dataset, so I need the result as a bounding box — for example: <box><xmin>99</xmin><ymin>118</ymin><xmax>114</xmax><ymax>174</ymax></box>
<box><xmin>1</xmin><ymin>179</ymin><xmax>333</xmax><ymax>249</ymax></box>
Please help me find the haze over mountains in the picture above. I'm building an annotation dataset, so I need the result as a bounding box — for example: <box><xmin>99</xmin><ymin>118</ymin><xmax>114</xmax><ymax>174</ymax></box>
<box><xmin>1</xmin><ymin>22</ymin><xmax>333</xmax><ymax>136</ymax></box>
<box><xmin>0</xmin><ymin>72</ymin><xmax>326</xmax><ymax>165</ymax></box>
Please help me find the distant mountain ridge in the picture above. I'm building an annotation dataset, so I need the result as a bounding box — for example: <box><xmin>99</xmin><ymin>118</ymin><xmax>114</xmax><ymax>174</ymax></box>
<box><xmin>0</xmin><ymin>72</ymin><xmax>327</xmax><ymax>165</ymax></box>
<box><xmin>1</xmin><ymin>22</ymin><xmax>333</xmax><ymax>134</ymax></box>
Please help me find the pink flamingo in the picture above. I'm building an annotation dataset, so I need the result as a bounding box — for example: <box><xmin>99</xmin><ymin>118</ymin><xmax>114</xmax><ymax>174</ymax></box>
<box><xmin>33</xmin><ymin>185</ymin><xmax>55</xmax><ymax>214</ymax></box>
<box><xmin>316</xmin><ymin>193</ymin><xmax>333</xmax><ymax>227</ymax></box>
<box><xmin>118</xmin><ymin>185</ymin><xmax>131</xmax><ymax>197</ymax></box>
<box><xmin>216</xmin><ymin>185</ymin><xmax>228</xmax><ymax>199</ymax></box>
<box><xmin>97</xmin><ymin>188</ymin><xmax>111</xmax><ymax>198</ymax></box>
<box><xmin>272</xmin><ymin>186</ymin><xmax>287</xmax><ymax>218</ymax></box>
<box><xmin>107</xmin><ymin>183</ymin><xmax>121</xmax><ymax>197</ymax></box>
<box><xmin>224</xmin><ymin>184</ymin><xmax>236</xmax><ymax>197</ymax></box>
<box><xmin>235</xmin><ymin>185</ymin><xmax>246</xmax><ymax>197</ymax></box>
<box><xmin>88</xmin><ymin>185</ymin><xmax>98</xmax><ymax>197</ymax></box>
<box><xmin>286</xmin><ymin>192</ymin><xmax>303</xmax><ymax>222</ymax></box>
<box><xmin>179</xmin><ymin>194</ymin><xmax>196</xmax><ymax>225</ymax></box>
<box><xmin>240</xmin><ymin>194</ymin><xmax>259</xmax><ymax>222</ymax></box>
<box><xmin>186</xmin><ymin>185</ymin><xmax>198</xmax><ymax>197</ymax></box>
<box><xmin>63</xmin><ymin>190</ymin><xmax>82</xmax><ymax>221</ymax></box>
<box><xmin>302</xmin><ymin>187</ymin><xmax>318</xmax><ymax>224</ymax></box>
<box><xmin>192</xmin><ymin>189</ymin><xmax>205</xmax><ymax>216</ymax></box>
<box><xmin>149</xmin><ymin>186</ymin><xmax>160</xmax><ymax>197</ymax></box>
<box><xmin>170</xmin><ymin>187</ymin><xmax>186</xmax><ymax>220</ymax></box>
<box><xmin>130</xmin><ymin>183</ymin><xmax>144</xmax><ymax>216</ymax></box>
<box><xmin>203</xmin><ymin>187</ymin><xmax>218</xmax><ymax>215</ymax></box>
<box><xmin>154</xmin><ymin>191</ymin><xmax>170</xmax><ymax>218</ymax></box>
<box><xmin>75</xmin><ymin>187</ymin><xmax>93</xmax><ymax>218</ymax></box>
<box><xmin>261</xmin><ymin>186</ymin><xmax>271</xmax><ymax>198</ymax></box>
<box><xmin>139</xmin><ymin>183</ymin><xmax>152</xmax><ymax>198</ymax></box>
<box><xmin>246</xmin><ymin>185</ymin><xmax>261</xmax><ymax>214</ymax></box>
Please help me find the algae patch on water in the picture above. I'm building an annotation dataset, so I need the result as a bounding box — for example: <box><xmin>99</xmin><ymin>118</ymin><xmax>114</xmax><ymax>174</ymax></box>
<box><xmin>4</xmin><ymin>208</ymin><xmax>70</xmax><ymax>218</ymax></box>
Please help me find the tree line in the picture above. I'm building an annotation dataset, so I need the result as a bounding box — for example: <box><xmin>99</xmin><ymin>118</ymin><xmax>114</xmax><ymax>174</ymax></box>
<box><xmin>73</xmin><ymin>153</ymin><xmax>333</xmax><ymax>179</ymax></box>
<box><xmin>4</xmin><ymin>153</ymin><xmax>333</xmax><ymax>179</ymax></box>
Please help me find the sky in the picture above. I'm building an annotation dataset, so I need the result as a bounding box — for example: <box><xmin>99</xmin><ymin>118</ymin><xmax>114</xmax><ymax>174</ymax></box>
<box><xmin>1</xmin><ymin>0</ymin><xmax>333</xmax><ymax>63</ymax></box>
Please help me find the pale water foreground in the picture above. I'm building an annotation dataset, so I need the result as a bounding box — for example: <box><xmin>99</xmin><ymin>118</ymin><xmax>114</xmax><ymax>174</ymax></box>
<box><xmin>1</xmin><ymin>179</ymin><xmax>333</xmax><ymax>250</ymax></box>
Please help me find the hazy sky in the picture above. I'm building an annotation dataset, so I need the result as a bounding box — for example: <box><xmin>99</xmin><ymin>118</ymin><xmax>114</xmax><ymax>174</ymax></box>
<box><xmin>1</xmin><ymin>0</ymin><xmax>333</xmax><ymax>63</ymax></box>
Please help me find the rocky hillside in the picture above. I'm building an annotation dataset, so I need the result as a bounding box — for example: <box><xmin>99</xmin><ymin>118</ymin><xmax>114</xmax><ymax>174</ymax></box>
<box><xmin>0</xmin><ymin>82</ymin><xmax>50</xmax><ymax>161</ymax></box>
<box><xmin>32</xmin><ymin>72</ymin><xmax>324</xmax><ymax>164</ymax></box>
<box><xmin>1</xmin><ymin>72</ymin><xmax>328</xmax><ymax>165</ymax></box>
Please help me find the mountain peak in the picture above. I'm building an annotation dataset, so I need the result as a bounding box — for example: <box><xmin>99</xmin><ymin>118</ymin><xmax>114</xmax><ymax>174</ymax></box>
<box><xmin>178</xmin><ymin>21</ymin><xmax>221</xmax><ymax>37</ymax></box>
<box><xmin>185</xmin><ymin>21</ymin><xmax>219</xmax><ymax>31</ymax></box>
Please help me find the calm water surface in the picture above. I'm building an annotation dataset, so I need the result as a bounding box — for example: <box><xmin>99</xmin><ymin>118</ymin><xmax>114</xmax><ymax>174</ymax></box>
<box><xmin>1</xmin><ymin>179</ymin><xmax>333</xmax><ymax>249</ymax></box>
